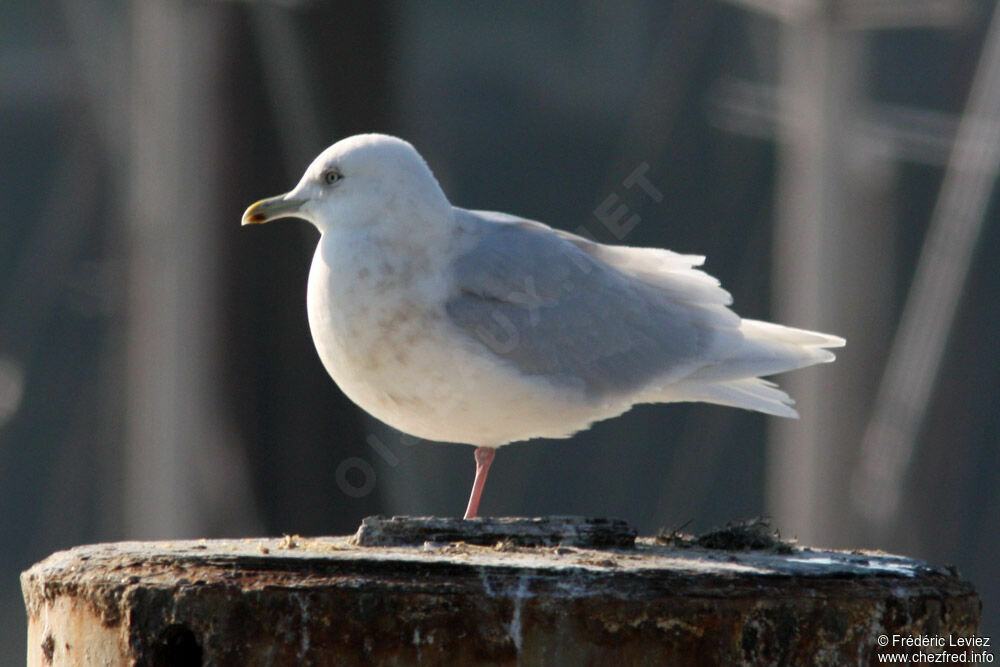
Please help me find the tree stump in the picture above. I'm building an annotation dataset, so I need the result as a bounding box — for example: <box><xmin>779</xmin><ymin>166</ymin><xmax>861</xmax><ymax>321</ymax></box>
<box><xmin>21</xmin><ymin>517</ymin><xmax>981</xmax><ymax>665</ymax></box>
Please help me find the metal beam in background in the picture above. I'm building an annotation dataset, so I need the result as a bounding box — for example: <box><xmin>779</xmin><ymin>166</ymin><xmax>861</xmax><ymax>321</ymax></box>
<box><xmin>718</xmin><ymin>0</ymin><xmax>820</xmax><ymax>23</ymax></box>
<box><xmin>835</xmin><ymin>0</ymin><xmax>976</xmax><ymax>29</ymax></box>
<box><xmin>721</xmin><ymin>0</ymin><xmax>975</xmax><ymax>28</ymax></box>
<box><xmin>720</xmin><ymin>0</ymin><xmax>985</xmax><ymax>547</ymax></box>
<box><xmin>708</xmin><ymin>78</ymin><xmax>961</xmax><ymax>167</ymax></box>
<box><xmin>852</xmin><ymin>1</ymin><xmax>1000</xmax><ymax>534</ymax></box>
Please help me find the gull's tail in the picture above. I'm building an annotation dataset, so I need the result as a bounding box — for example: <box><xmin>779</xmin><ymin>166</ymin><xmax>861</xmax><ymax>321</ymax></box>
<box><xmin>662</xmin><ymin>320</ymin><xmax>845</xmax><ymax>418</ymax></box>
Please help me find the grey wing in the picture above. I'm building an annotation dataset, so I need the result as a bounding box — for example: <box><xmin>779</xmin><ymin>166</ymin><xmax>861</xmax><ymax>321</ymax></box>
<box><xmin>446</xmin><ymin>208</ymin><xmax>742</xmax><ymax>400</ymax></box>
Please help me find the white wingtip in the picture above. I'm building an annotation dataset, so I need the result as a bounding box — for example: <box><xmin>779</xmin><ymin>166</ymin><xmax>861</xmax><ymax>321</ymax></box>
<box><xmin>665</xmin><ymin>377</ymin><xmax>800</xmax><ymax>418</ymax></box>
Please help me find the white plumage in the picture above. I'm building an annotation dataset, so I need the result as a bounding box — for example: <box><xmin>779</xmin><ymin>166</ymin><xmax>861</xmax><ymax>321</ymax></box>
<box><xmin>242</xmin><ymin>133</ymin><xmax>845</xmax><ymax>518</ymax></box>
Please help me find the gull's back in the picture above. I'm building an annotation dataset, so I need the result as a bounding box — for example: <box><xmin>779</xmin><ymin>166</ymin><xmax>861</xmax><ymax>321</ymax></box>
<box><xmin>445</xmin><ymin>208</ymin><xmax>844</xmax><ymax>422</ymax></box>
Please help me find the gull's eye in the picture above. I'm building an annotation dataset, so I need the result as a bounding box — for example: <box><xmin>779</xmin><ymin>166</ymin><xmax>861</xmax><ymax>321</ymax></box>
<box><xmin>322</xmin><ymin>169</ymin><xmax>343</xmax><ymax>185</ymax></box>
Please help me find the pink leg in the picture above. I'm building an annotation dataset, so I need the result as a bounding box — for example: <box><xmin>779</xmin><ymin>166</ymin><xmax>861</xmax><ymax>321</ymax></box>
<box><xmin>463</xmin><ymin>447</ymin><xmax>496</xmax><ymax>519</ymax></box>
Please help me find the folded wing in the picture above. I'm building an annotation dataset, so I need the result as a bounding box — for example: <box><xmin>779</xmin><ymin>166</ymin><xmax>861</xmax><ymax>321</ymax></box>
<box><xmin>445</xmin><ymin>209</ymin><xmax>744</xmax><ymax>401</ymax></box>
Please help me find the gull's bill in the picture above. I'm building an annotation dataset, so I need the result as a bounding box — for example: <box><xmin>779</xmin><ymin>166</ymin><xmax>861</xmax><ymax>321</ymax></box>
<box><xmin>241</xmin><ymin>195</ymin><xmax>308</xmax><ymax>225</ymax></box>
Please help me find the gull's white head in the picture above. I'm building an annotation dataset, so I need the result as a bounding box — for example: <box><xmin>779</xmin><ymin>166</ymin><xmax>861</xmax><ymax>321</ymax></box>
<box><xmin>242</xmin><ymin>133</ymin><xmax>449</xmax><ymax>233</ymax></box>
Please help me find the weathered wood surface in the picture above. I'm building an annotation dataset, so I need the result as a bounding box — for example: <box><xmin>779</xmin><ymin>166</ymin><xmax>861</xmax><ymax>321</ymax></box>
<box><xmin>22</xmin><ymin>517</ymin><xmax>981</xmax><ymax>665</ymax></box>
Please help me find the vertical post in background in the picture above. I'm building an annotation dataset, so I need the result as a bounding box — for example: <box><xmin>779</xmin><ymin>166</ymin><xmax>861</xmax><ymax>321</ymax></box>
<box><xmin>766</xmin><ymin>6</ymin><xmax>872</xmax><ymax>544</ymax></box>
<box><xmin>124</xmin><ymin>1</ymin><xmax>225</xmax><ymax>539</ymax></box>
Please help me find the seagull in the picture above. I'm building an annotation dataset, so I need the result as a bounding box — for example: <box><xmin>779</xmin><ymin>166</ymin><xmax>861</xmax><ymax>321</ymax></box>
<box><xmin>242</xmin><ymin>134</ymin><xmax>844</xmax><ymax>519</ymax></box>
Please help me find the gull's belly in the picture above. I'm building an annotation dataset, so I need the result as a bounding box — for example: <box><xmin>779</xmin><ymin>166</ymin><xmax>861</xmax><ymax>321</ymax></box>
<box><xmin>306</xmin><ymin>244</ymin><xmax>616</xmax><ymax>446</ymax></box>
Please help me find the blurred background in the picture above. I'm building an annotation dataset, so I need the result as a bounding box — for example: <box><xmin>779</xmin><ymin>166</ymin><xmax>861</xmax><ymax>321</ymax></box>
<box><xmin>2</xmin><ymin>0</ymin><xmax>998</xmax><ymax>661</ymax></box>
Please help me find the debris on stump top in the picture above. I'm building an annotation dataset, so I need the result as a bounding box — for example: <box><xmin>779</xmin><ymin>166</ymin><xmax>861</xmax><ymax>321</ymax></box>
<box><xmin>351</xmin><ymin>515</ymin><xmax>637</xmax><ymax>548</ymax></box>
<box><xmin>23</xmin><ymin>516</ymin><xmax>968</xmax><ymax>602</ymax></box>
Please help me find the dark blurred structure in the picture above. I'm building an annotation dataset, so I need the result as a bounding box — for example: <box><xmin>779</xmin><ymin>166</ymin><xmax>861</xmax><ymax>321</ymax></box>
<box><xmin>1</xmin><ymin>1</ymin><xmax>997</xmax><ymax>663</ymax></box>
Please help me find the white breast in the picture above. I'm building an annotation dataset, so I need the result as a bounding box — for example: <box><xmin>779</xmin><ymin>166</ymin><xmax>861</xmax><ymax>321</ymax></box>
<box><xmin>305</xmin><ymin>230</ymin><xmax>620</xmax><ymax>447</ymax></box>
